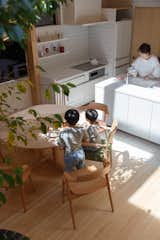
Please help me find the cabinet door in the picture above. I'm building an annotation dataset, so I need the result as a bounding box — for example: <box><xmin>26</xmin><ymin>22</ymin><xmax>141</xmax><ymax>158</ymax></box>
<box><xmin>150</xmin><ymin>103</ymin><xmax>160</xmax><ymax>144</ymax></box>
<box><xmin>127</xmin><ymin>96</ymin><xmax>152</xmax><ymax>139</ymax></box>
<box><xmin>75</xmin><ymin>0</ymin><xmax>102</xmax><ymax>24</ymax></box>
<box><xmin>116</xmin><ymin>20</ymin><xmax>132</xmax><ymax>59</ymax></box>
<box><xmin>113</xmin><ymin>92</ymin><xmax>129</xmax><ymax>131</ymax></box>
<box><xmin>67</xmin><ymin>83</ymin><xmax>90</xmax><ymax>106</ymax></box>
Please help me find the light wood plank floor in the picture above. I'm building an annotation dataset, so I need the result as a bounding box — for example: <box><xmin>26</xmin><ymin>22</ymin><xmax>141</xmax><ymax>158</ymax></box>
<box><xmin>0</xmin><ymin>131</ymin><xmax>160</xmax><ymax>240</ymax></box>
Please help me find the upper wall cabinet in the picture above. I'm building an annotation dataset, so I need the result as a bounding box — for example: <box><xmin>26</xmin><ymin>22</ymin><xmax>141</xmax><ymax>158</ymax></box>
<box><xmin>60</xmin><ymin>0</ymin><xmax>102</xmax><ymax>25</ymax></box>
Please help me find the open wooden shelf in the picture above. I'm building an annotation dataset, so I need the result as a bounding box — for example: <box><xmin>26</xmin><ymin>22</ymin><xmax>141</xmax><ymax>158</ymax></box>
<box><xmin>39</xmin><ymin>51</ymin><xmax>70</xmax><ymax>60</ymax></box>
<box><xmin>37</xmin><ymin>38</ymin><xmax>68</xmax><ymax>46</ymax></box>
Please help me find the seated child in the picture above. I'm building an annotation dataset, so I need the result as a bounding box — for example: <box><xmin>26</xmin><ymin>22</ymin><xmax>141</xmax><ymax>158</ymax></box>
<box><xmin>58</xmin><ymin>109</ymin><xmax>88</xmax><ymax>172</ymax></box>
<box><xmin>83</xmin><ymin>109</ymin><xmax>105</xmax><ymax>161</ymax></box>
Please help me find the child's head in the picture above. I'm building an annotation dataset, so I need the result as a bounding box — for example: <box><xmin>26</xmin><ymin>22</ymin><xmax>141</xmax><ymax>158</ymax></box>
<box><xmin>64</xmin><ymin>109</ymin><xmax>79</xmax><ymax>126</ymax></box>
<box><xmin>85</xmin><ymin>109</ymin><xmax>98</xmax><ymax>124</ymax></box>
<box><xmin>138</xmin><ymin>43</ymin><xmax>151</xmax><ymax>60</ymax></box>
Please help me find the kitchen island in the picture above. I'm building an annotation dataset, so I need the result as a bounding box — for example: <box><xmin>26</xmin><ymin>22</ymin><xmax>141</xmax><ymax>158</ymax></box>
<box><xmin>95</xmin><ymin>77</ymin><xmax>160</xmax><ymax>144</ymax></box>
<box><xmin>114</xmin><ymin>84</ymin><xmax>160</xmax><ymax>144</ymax></box>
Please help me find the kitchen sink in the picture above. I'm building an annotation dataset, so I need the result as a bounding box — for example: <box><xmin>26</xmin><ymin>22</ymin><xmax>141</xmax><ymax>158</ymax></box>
<box><xmin>72</xmin><ymin>61</ymin><xmax>105</xmax><ymax>71</ymax></box>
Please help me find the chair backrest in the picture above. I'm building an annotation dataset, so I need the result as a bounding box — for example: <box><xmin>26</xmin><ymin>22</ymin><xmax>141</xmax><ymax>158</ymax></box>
<box><xmin>83</xmin><ymin>102</ymin><xmax>109</xmax><ymax>122</ymax></box>
<box><xmin>103</xmin><ymin>120</ymin><xmax>118</xmax><ymax>167</ymax></box>
<box><xmin>107</xmin><ymin>120</ymin><xmax>118</xmax><ymax>145</ymax></box>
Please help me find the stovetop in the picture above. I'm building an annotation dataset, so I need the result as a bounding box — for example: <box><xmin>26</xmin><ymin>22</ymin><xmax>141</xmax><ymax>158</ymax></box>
<box><xmin>72</xmin><ymin>62</ymin><xmax>105</xmax><ymax>71</ymax></box>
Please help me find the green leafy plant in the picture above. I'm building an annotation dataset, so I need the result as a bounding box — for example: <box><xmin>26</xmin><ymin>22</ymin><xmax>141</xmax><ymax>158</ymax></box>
<box><xmin>0</xmin><ymin>0</ymin><xmax>68</xmax><ymax>49</ymax></box>
<box><xmin>0</xmin><ymin>0</ymin><xmax>74</xmax><ymax>207</ymax></box>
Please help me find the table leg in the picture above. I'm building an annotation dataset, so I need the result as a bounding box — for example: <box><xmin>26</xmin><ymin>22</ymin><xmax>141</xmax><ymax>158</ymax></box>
<box><xmin>53</xmin><ymin>147</ymin><xmax>64</xmax><ymax>172</ymax></box>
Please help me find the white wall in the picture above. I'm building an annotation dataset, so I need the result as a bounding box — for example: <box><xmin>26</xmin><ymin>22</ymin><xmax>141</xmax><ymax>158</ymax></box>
<box><xmin>37</xmin><ymin>25</ymin><xmax>89</xmax><ymax>70</ymax></box>
<box><xmin>88</xmin><ymin>23</ymin><xmax>116</xmax><ymax>76</ymax></box>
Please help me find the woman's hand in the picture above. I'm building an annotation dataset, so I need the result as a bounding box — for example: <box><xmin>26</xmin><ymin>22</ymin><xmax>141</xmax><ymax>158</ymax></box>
<box><xmin>144</xmin><ymin>76</ymin><xmax>149</xmax><ymax>80</ymax></box>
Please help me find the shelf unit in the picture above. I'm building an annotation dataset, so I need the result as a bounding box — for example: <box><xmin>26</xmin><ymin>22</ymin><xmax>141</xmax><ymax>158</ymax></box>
<box><xmin>39</xmin><ymin>51</ymin><xmax>70</xmax><ymax>60</ymax></box>
<box><xmin>37</xmin><ymin>38</ymin><xmax>69</xmax><ymax>46</ymax></box>
<box><xmin>81</xmin><ymin>20</ymin><xmax>108</xmax><ymax>27</ymax></box>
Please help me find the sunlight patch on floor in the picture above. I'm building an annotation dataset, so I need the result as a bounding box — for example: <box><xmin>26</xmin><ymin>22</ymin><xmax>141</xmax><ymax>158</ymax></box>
<box><xmin>128</xmin><ymin>167</ymin><xmax>160</xmax><ymax>220</ymax></box>
<box><xmin>113</xmin><ymin>138</ymin><xmax>154</xmax><ymax>162</ymax></box>
<box><xmin>110</xmin><ymin>138</ymin><xmax>154</xmax><ymax>190</ymax></box>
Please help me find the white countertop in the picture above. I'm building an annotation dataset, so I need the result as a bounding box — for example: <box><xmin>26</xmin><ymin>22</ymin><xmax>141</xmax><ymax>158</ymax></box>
<box><xmin>116</xmin><ymin>84</ymin><xmax>160</xmax><ymax>103</ymax></box>
<box><xmin>40</xmin><ymin>61</ymin><xmax>108</xmax><ymax>84</ymax></box>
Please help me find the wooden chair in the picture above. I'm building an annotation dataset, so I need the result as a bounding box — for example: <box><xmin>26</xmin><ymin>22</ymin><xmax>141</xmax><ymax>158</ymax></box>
<box><xmin>80</xmin><ymin>102</ymin><xmax>109</xmax><ymax>123</ymax></box>
<box><xmin>106</xmin><ymin>120</ymin><xmax>118</xmax><ymax>166</ymax></box>
<box><xmin>62</xmin><ymin>120</ymin><xmax>118</xmax><ymax>229</ymax></box>
<box><xmin>0</xmin><ymin>151</ymin><xmax>35</xmax><ymax>212</ymax></box>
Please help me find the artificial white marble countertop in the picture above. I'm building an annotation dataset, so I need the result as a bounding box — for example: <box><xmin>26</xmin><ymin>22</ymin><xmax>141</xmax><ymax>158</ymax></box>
<box><xmin>40</xmin><ymin>61</ymin><xmax>108</xmax><ymax>84</ymax></box>
<box><xmin>116</xmin><ymin>84</ymin><xmax>160</xmax><ymax>103</ymax></box>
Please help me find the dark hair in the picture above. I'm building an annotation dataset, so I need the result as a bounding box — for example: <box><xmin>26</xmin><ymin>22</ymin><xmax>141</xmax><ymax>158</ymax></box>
<box><xmin>138</xmin><ymin>43</ymin><xmax>151</xmax><ymax>54</ymax></box>
<box><xmin>85</xmin><ymin>109</ymin><xmax>98</xmax><ymax>123</ymax></box>
<box><xmin>64</xmin><ymin>109</ymin><xmax>79</xmax><ymax>126</ymax></box>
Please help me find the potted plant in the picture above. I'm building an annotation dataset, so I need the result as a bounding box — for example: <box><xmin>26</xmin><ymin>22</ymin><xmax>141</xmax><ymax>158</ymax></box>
<box><xmin>0</xmin><ymin>0</ymin><xmax>73</xmax><ymax>239</ymax></box>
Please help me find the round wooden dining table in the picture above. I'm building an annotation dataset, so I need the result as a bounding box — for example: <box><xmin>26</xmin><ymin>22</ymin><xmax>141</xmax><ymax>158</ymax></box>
<box><xmin>0</xmin><ymin>104</ymin><xmax>106</xmax><ymax>169</ymax></box>
<box><xmin>0</xmin><ymin>104</ymin><xmax>72</xmax><ymax>169</ymax></box>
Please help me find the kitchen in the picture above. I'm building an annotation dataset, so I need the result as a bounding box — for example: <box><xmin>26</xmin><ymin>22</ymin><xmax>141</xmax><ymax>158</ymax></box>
<box><xmin>1</xmin><ymin>0</ymin><xmax>160</xmax><ymax>239</ymax></box>
<box><xmin>36</xmin><ymin>2</ymin><xmax>132</xmax><ymax>106</ymax></box>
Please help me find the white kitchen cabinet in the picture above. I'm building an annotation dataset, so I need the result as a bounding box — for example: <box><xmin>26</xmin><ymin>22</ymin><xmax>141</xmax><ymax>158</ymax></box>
<box><xmin>102</xmin><ymin>8</ymin><xmax>132</xmax><ymax>75</ymax></box>
<box><xmin>60</xmin><ymin>0</ymin><xmax>102</xmax><ymax>25</ymax></box>
<box><xmin>150</xmin><ymin>103</ymin><xmax>160</xmax><ymax>144</ymax></box>
<box><xmin>116</xmin><ymin>20</ymin><xmax>132</xmax><ymax>63</ymax></box>
<box><xmin>113</xmin><ymin>92</ymin><xmax>129</xmax><ymax>131</ymax></box>
<box><xmin>66</xmin><ymin>82</ymin><xmax>90</xmax><ymax>106</ymax></box>
<box><xmin>127</xmin><ymin>96</ymin><xmax>152</xmax><ymax>139</ymax></box>
<box><xmin>95</xmin><ymin>77</ymin><xmax>123</xmax><ymax>124</ymax></box>
<box><xmin>66</xmin><ymin>77</ymin><xmax>107</xmax><ymax>107</ymax></box>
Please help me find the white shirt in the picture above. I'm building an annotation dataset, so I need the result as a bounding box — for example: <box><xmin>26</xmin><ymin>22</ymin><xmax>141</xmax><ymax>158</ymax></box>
<box><xmin>128</xmin><ymin>55</ymin><xmax>160</xmax><ymax>78</ymax></box>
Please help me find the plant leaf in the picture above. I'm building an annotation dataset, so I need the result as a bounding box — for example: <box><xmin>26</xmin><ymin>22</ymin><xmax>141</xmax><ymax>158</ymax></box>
<box><xmin>0</xmin><ymin>192</ymin><xmax>6</xmax><ymax>205</ymax></box>
<box><xmin>54</xmin><ymin>114</ymin><xmax>63</xmax><ymax>123</ymax></box>
<box><xmin>26</xmin><ymin>79</ymin><xmax>33</xmax><ymax>87</ymax></box>
<box><xmin>51</xmin><ymin>83</ymin><xmax>60</xmax><ymax>94</ymax></box>
<box><xmin>4</xmin><ymin>157</ymin><xmax>11</xmax><ymax>165</ymax></box>
<box><xmin>40</xmin><ymin>122</ymin><xmax>47</xmax><ymax>134</ymax></box>
<box><xmin>3</xmin><ymin>173</ymin><xmax>15</xmax><ymax>188</ymax></box>
<box><xmin>0</xmin><ymin>175</ymin><xmax>4</xmax><ymax>187</ymax></box>
<box><xmin>60</xmin><ymin>84</ymin><xmax>70</xmax><ymax>96</ymax></box>
<box><xmin>53</xmin><ymin>121</ymin><xmax>61</xmax><ymax>129</ymax></box>
<box><xmin>67</xmin><ymin>82</ymin><xmax>76</xmax><ymax>88</ymax></box>
<box><xmin>36</xmin><ymin>65</ymin><xmax>46</xmax><ymax>72</ymax></box>
<box><xmin>17</xmin><ymin>83</ymin><xmax>26</xmax><ymax>93</ymax></box>
<box><xmin>28</xmin><ymin>109</ymin><xmax>37</xmax><ymax>118</ymax></box>
<box><xmin>7</xmin><ymin>131</ymin><xmax>15</xmax><ymax>146</ymax></box>
<box><xmin>45</xmin><ymin>88</ymin><xmax>51</xmax><ymax>102</ymax></box>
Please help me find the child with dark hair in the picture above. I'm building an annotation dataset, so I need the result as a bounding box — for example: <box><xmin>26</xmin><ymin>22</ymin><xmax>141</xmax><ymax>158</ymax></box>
<box><xmin>58</xmin><ymin>109</ymin><xmax>88</xmax><ymax>172</ymax></box>
<box><xmin>128</xmin><ymin>43</ymin><xmax>160</xmax><ymax>79</ymax></box>
<box><xmin>83</xmin><ymin>109</ymin><xmax>104</xmax><ymax>161</ymax></box>
<box><xmin>85</xmin><ymin>109</ymin><xmax>100</xmax><ymax>143</ymax></box>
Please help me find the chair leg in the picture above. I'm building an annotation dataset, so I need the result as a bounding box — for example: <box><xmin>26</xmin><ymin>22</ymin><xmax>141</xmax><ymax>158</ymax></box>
<box><xmin>29</xmin><ymin>175</ymin><xmax>36</xmax><ymax>192</ymax></box>
<box><xmin>20</xmin><ymin>186</ymin><xmax>27</xmax><ymax>213</ymax></box>
<box><xmin>105</xmin><ymin>174</ymin><xmax>114</xmax><ymax>212</ymax></box>
<box><xmin>66</xmin><ymin>186</ymin><xmax>76</xmax><ymax>230</ymax></box>
<box><xmin>62</xmin><ymin>179</ymin><xmax>65</xmax><ymax>204</ymax></box>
